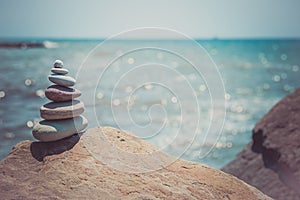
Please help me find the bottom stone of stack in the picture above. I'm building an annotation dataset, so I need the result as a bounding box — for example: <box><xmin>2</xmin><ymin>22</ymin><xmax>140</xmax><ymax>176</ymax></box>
<box><xmin>32</xmin><ymin>115</ymin><xmax>88</xmax><ymax>142</ymax></box>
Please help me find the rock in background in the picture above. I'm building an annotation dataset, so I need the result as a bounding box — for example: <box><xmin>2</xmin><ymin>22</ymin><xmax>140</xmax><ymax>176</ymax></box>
<box><xmin>0</xmin><ymin>127</ymin><xmax>270</xmax><ymax>200</ymax></box>
<box><xmin>223</xmin><ymin>88</ymin><xmax>300</xmax><ymax>200</ymax></box>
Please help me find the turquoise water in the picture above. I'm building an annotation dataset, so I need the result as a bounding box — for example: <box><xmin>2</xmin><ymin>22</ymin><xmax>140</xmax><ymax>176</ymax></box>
<box><xmin>0</xmin><ymin>39</ymin><xmax>299</xmax><ymax>169</ymax></box>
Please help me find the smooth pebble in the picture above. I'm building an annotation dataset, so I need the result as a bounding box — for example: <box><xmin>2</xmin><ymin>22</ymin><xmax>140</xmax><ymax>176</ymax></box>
<box><xmin>40</xmin><ymin>100</ymin><xmax>84</xmax><ymax>120</ymax></box>
<box><xmin>51</xmin><ymin>68</ymin><xmax>69</xmax><ymax>75</ymax></box>
<box><xmin>32</xmin><ymin>115</ymin><xmax>88</xmax><ymax>142</ymax></box>
<box><xmin>48</xmin><ymin>74</ymin><xmax>76</xmax><ymax>87</ymax></box>
<box><xmin>45</xmin><ymin>85</ymin><xmax>81</xmax><ymax>102</ymax></box>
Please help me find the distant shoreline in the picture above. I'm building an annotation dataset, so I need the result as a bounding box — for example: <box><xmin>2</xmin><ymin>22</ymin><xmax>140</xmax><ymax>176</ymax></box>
<box><xmin>1</xmin><ymin>37</ymin><xmax>300</xmax><ymax>43</ymax></box>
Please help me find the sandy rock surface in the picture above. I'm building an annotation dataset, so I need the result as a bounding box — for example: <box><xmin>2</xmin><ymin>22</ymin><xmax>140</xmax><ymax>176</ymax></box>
<box><xmin>0</xmin><ymin>127</ymin><xmax>271</xmax><ymax>199</ymax></box>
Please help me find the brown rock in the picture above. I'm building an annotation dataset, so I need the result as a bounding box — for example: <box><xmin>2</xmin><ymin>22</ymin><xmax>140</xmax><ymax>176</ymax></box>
<box><xmin>223</xmin><ymin>88</ymin><xmax>300</xmax><ymax>200</ymax></box>
<box><xmin>45</xmin><ymin>85</ymin><xmax>81</xmax><ymax>102</ymax></box>
<box><xmin>0</xmin><ymin>127</ymin><xmax>270</xmax><ymax>199</ymax></box>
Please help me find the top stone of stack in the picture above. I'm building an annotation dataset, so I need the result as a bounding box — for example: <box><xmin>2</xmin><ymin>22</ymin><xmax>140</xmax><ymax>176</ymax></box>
<box><xmin>53</xmin><ymin>59</ymin><xmax>64</xmax><ymax>68</ymax></box>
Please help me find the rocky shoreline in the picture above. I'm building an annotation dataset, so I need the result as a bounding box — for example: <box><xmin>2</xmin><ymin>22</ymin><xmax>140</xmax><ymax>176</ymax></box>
<box><xmin>0</xmin><ymin>42</ymin><xmax>46</xmax><ymax>48</ymax></box>
<box><xmin>223</xmin><ymin>88</ymin><xmax>300</xmax><ymax>200</ymax></box>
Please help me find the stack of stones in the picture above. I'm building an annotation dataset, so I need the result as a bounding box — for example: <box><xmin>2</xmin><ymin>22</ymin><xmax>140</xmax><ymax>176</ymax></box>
<box><xmin>32</xmin><ymin>60</ymin><xmax>88</xmax><ymax>142</ymax></box>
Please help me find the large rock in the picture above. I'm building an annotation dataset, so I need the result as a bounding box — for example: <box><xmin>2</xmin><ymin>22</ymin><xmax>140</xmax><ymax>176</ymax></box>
<box><xmin>0</xmin><ymin>127</ymin><xmax>270</xmax><ymax>199</ymax></box>
<box><xmin>223</xmin><ymin>88</ymin><xmax>300</xmax><ymax>200</ymax></box>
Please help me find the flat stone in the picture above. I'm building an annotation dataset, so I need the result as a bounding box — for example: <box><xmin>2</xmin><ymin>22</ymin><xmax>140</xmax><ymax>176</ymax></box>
<box><xmin>32</xmin><ymin>115</ymin><xmax>88</xmax><ymax>142</ymax></box>
<box><xmin>53</xmin><ymin>60</ymin><xmax>63</xmax><ymax>68</ymax></box>
<box><xmin>40</xmin><ymin>100</ymin><xmax>84</xmax><ymax>120</ymax></box>
<box><xmin>48</xmin><ymin>74</ymin><xmax>76</xmax><ymax>87</ymax></box>
<box><xmin>45</xmin><ymin>85</ymin><xmax>81</xmax><ymax>102</ymax></box>
<box><xmin>51</xmin><ymin>68</ymin><xmax>69</xmax><ymax>75</ymax></box>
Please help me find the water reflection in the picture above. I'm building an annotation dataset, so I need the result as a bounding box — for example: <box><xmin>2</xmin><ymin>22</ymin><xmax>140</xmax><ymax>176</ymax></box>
<box><xmin>0</xmin><ymin>39</ymin><xmax>299</xmax><ymax>169</ymax></box>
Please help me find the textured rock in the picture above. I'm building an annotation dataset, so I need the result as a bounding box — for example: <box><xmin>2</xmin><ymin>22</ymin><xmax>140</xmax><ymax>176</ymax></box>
<box><xmin>223</xmin><ymin>88</ymin><xmax>300</xmax><ymax>200</ymax></box>
<box><xmin>48</xmin><ymin>74</ymin><xmax>76</xmax><ymax>87</ymax></box>
<box><xmin>32</xmin><ymin>115</ymin><xmax>88</xmax><ymax>142</ymax></box>
<box><xmin>51</xmin><ymin>68</ymin><xmax>69</xmax><ymax>75</ymax></box>
<box><xmin>0</xmin><ymin>127</ymin><xmax>270</xmax><ymax>200</ymax></box>
<box><xmin>45</xmin><ymin>85</ymin><xmax>81</xmax><ymax>102</ymax></box>
<box><xmin>40</xmin><ymin>100</ymin><xmax>84</xmax><ymax>120</ymax></box>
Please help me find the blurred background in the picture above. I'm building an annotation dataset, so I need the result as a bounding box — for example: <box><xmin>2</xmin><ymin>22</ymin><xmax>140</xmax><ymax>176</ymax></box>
<box><xmin>0</xmin><ymin>0</ymin><xmax>300</xmax><ymax>169</ymax></box>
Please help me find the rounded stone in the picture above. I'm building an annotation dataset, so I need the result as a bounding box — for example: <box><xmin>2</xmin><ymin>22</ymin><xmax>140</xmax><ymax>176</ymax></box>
<box><xmin>53</xmin><ymin>60</ymin><xmax>64</xmax><ymax>68</ymax></box>
<box><xmin>32</xmin><ymin>115</ymin><xmax>88</xmax><ymax>142</ymax></box>
<box><xmin>40</xmin><ymin>100</ymin><xmax>84</xmax><ymax>120</ymax></box>
<box><xmin>45</xmin><ymin>85</ymin><xmax>81</xmax><ymax>102</ymax></box>
<box><xmin>51</xmin><ymin>68</ymin><xmax>69</xmax><ymax>75</ymax></box>
<box><xmin>48</xmin><ymin>74</ymin><xmax>76</xmax><ymax>87</ymax></box>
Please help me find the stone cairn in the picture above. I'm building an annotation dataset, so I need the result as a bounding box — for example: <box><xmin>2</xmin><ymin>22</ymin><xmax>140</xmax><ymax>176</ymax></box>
<box><xmin>32</xmin><ymin>60</ymin><xmax>88</xmax><ymax>142</ymax></box>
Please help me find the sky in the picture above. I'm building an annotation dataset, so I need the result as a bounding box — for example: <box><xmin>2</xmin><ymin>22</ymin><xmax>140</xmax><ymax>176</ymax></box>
<box><xmin>0</xmin><ymin>0</ymin><xmax>300</xmax><ymax>39</ymax></box>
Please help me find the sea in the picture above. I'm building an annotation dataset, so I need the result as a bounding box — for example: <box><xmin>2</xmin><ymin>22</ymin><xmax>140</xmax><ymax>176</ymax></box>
<box><xmin>0</xmin><ymin>39</ymin><xmax>299</xmax><ymax>169</ymax></box>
